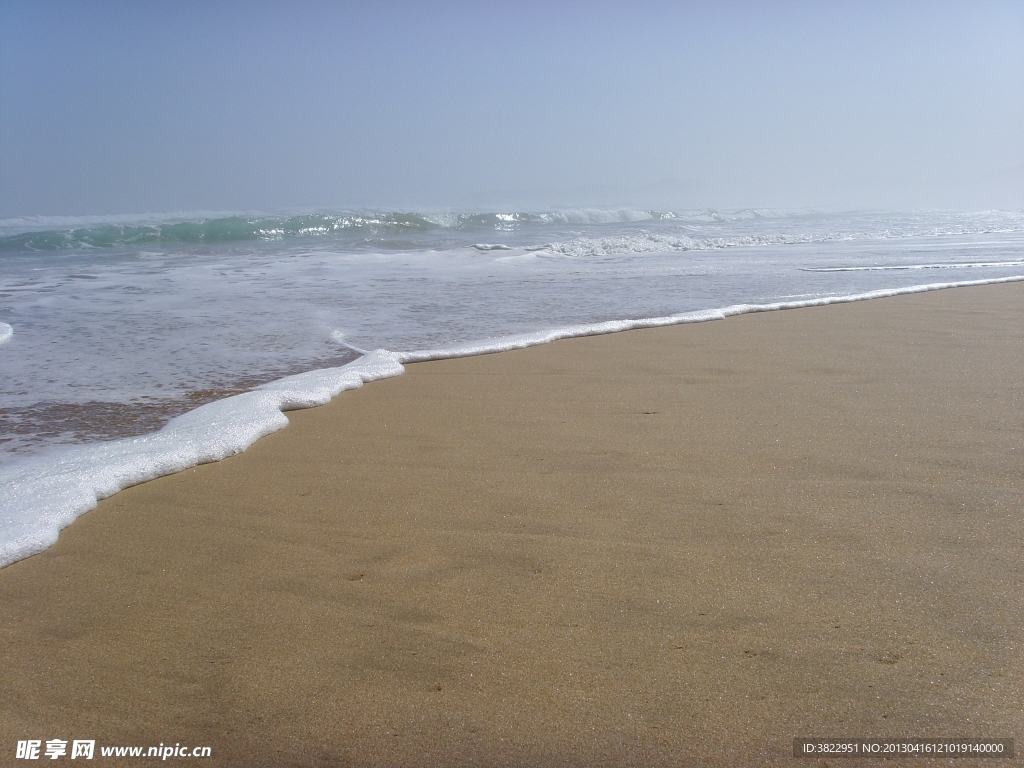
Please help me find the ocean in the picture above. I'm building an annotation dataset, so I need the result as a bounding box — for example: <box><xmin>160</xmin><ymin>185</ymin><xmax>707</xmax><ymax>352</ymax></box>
<box><xmin>1</xmin><ymin>207</ymin><xmax>1023</xmax><ymax>568</ymax></box>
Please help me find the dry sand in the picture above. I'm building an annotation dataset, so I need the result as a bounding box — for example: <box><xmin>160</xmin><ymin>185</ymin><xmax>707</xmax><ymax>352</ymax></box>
<box><xmin>1</xmin><ymin>282</ymin><xmax>1022</xmax><ymax>766</ymax></box>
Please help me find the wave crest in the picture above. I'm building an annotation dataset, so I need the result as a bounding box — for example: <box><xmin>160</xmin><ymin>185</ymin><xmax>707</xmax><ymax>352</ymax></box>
<box><xmin>3</xmin><ymin>207</ymin><xmax>1022</xmax><ymax>253</ymax></box>
<box><xmin>0</xmin><ymin>208</ymin><xmax>676</xmax><ymax>252</ymax></box>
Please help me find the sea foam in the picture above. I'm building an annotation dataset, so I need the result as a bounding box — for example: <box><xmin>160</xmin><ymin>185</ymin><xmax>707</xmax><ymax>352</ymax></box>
<box><xmin>0</xmin><ymin>323</ymin><xmax>11</xmax><ymax>345</ymax></box>
<box><xmin>1</xmin><ymin>274</ymin><xmax>1021</xmax><ymax>570</ymax></box>
<box><xmin>0</xmin><ymin>351</ymin><xmax>403</xmax><ymax>568</ymax></box>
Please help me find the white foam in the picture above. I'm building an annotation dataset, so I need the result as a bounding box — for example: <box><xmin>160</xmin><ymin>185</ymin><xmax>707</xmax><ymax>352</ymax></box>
<box><xmin>0</xmin><ymin>323</ymin><xmax>11</xmax><ymax>345</ymax></box>
<box><xmin>1</xmin><ymin>275</ymin><xmax>1021</xmax><ymax>571</ymax></box>
<box><xmin>532</xmin><ymin>228</ymin><xmax>1024</xmax><ymax>259</ymax></box>
<box><xmin>546</xmin><ymin>208</ymin><xmax>654</xmax><ymax>225</ymax></box>
<box><xmin>330</xmin><ymin>330</ymin><xmax>371</xmax><ymax>355</ymax></box>
<box><xmin>0</xmin><ymin>351</ymin><xmax>404</xmax><ymax>568</ymax></box>
<box><xmin>803</xmin><ymin>260</ymin><xmax>1024</xmax><ymax>272</ymax></box>
<box><xmin>396</xmin><ymin>275</ymin><xmax>1024</xmax><ymax>362</ymax></box>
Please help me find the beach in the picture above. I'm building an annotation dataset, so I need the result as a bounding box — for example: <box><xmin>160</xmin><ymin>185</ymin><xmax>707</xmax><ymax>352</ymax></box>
<box><xmin>1</xmin><ymin>281</ymin><xmax>1021</xmax><ymax>765</ymax></box>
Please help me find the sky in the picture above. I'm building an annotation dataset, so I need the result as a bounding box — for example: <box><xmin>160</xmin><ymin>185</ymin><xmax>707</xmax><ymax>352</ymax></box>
<box><xmin>1</xmin><ymin>1</ymin><xmax>1022</xmax><ymax>216</ymax></box>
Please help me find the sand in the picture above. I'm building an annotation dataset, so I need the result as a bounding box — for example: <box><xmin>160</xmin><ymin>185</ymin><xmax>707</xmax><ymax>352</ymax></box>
<box><xmin>1</xmin><ymin>282</ymin><xmax>1022</xmax><ymax>766</ymax></box>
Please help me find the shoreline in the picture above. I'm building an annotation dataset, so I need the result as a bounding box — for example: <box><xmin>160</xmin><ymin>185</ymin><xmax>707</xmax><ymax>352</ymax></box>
<box><xmin>1</xmin><ymin>281</ymin><xmax>1022</xmax><ymax>765</ymax></box>
<box><xmin>3</xmin><ymin>274</ymin><xmax>1023</xmax><ymax>571</ymax></box>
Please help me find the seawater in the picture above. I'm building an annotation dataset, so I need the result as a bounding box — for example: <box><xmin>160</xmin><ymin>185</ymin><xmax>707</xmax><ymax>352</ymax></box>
<box><xmin>1</xmin><ymin>208</ymin><xmax>1023</xmax><ymax>567</ymax></box>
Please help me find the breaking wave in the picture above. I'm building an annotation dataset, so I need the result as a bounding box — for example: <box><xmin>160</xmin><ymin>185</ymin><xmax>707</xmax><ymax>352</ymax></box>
<box><xmin>0</xmin><ymin>208</ymin><xmax>667</xmax><ymax>252</ymax></box>
<box><xmin>4</xmin><ymin>207</ymin><xmax>1021</xmax><ymax>253</ymax></box>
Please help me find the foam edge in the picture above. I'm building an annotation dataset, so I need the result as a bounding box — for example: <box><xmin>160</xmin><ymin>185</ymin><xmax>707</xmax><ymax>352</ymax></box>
<box><xmin>0</xmin><ymin>351</ymin><xmax>405</xmax><ymax>569</ymax></box>
<box><xmin>2</xmin><ymin>275</ymin><xmax>1022</xmax><ymax>570</ymax></box>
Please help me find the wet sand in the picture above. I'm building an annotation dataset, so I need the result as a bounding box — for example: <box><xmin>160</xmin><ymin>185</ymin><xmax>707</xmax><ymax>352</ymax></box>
<box><xmin>1</xmin><ymin>282</ymin><xmax>1022</xmax><ymax>766</ymax></box>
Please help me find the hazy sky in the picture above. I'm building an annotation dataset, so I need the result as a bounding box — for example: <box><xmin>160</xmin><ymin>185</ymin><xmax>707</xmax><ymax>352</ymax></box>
<box><xmin>1</xmin><ymin>1</ymin><xmax>1022</xmax><ymax>215</ymax></box>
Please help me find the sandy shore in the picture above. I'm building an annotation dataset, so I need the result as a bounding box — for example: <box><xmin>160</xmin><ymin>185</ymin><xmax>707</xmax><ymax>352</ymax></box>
<box><xmin>1</xmin><ymin>283</ymin><xmax>1022</xmax><ymax>766</ymax></box>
